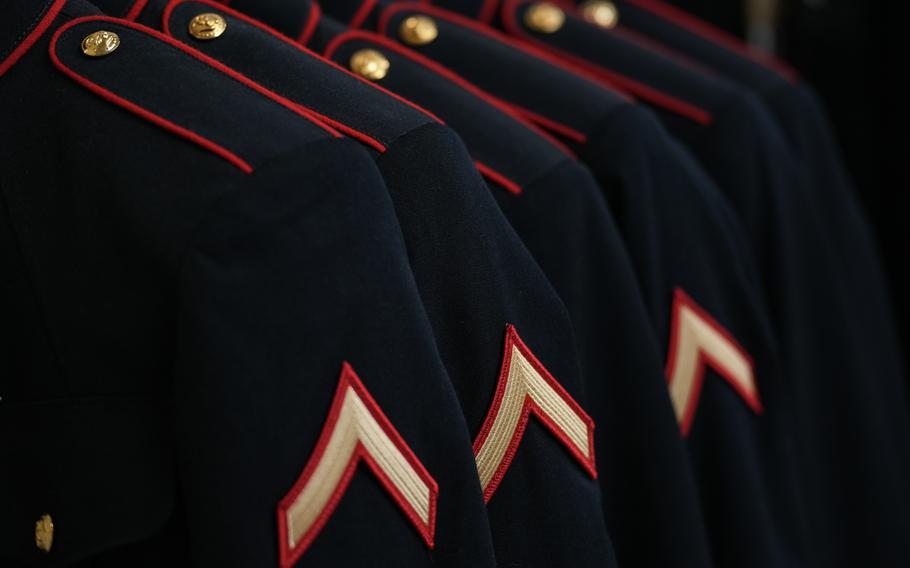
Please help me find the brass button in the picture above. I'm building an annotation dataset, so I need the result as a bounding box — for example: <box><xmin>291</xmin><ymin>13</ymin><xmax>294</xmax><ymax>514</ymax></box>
<box><xmin>81</xmin><ymin>30</ymin><xmax>120</xmax><ymax>57</ymax></box>
<box><xmin>35</xmin><ymin>514</ymin><xmax>53</xmax><ymax>553</ymax></box>
<box><xmin>188</xmin><ymin>13</ymin><xmax>227</xmax><ymax>40</ymax></box>
<box><xmin>398</xmin><ymin>15</ymin><xmax>438</xmax><ymax>46</ymax></box>
<box><xmin>580</xmin><ymin>0</ymin><xmax>618</xmax><ymax>29</ymax></box>
<box><xmin>524</xmin><ymin>2</ymin><xmax>565</xmax><ymax>34</ymax></box>
<box><xmin>349</xmin><ymin>49</ymin><xmax>390</xmax><ymax>81</ymax></box>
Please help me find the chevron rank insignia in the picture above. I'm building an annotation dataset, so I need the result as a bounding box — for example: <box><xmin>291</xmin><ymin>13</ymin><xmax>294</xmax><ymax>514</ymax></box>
<box><xmin>665</xmin><ymin>288</ymin><xmax>763</xmax><ymax>435</ymax></box>
<box><xmin>473</xmin><ymin>324</ymin><xmax>597</xmax><ymax>502</ymax></box>
<box><xmin>276</xmin><ymin>363</ymin><xmax>438</xmax><ymax>567</ymax></box>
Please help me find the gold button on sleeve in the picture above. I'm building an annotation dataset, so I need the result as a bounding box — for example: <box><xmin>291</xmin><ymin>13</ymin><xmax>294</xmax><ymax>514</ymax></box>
<box><xmin>580</xmin><ymin>0</ymin><xmax>619</xmax><ymax>29</ymax></box>
<box><xmin>188</xmin><ymin>13</ymin><xmax>227</xmax><ymax>40</ymax></box>
<box><xmin>349</xmin><ymin>49</ymin><xmax>390</xmax><ymax>81</ymax></box>
<box><xmin>399</xmin><ymin>15</ymin><xmax>438</xmax><ymax>46</ymax></box>
<box><xmin>35</xmin><ymin>514</ymin><xmax>54</xmax><ymax>553</ymax></box>
<box><xmin>81</xmin><ymin>30</ymin><xmax>120</xmax><ymax>57</ymax></box>
<box><xmin>524</xmin><ymin>2</ymin><xmax>565</xmax><ymax>34</ymax></box>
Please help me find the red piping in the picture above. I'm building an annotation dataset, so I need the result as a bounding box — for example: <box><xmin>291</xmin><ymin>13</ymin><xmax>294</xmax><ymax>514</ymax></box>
<box><xmin>376</xmin><ymin>2</ymin><xmax>632</xmax><ymax>104</ymax></box>
<box><xmin>297</xmin><ymin>1</ymin><xmax>321</xmax><ymax>44</ymax></box>
<box><xmin>501</xmin><ymin>0</ymin><xmax>713</xmax><ymax>125</ymax></box>
<box><xmin>349</xmin><ymin>0</ymin><xmax>378</xmax><ymax>29</ymax></box>
<box><xmin>125</xmin><ymin>0</ymin><xmax>149</xmax><ymax>20</ymax></box>
<box><xmin>515</xmin><ymin>106</ymin><xmax>588</xmax><ymax>144</ymax></box>
<box><xmin>164</xmin><ymin>0</ymin><xmax>444</xmax><ymax>145</ymax></box>
<box><xmin>334</xmin><ymin>29</ymin><xmax>575</xmax><ymax>158</ymax></box>
<box><xmin>161</xmin><ymin>0</ymin><xmax>397</xmax><ymax>151</ymax></box>
<box><xmin>49</xmin><ymin>17</ymin><xmax>254</xmax><ymax>173</ymax></box>
<box><xmin>621</xmin><ymin>0</ymin><xmax>797</xmax><ymax>82</ymax></box>
<box><xmin>0</xmin><ymin>0</ymin><xmax>68</xmax><ymax>77</ymax></box>
<box><xmin>475</xmin><ymin>161</ymin><xmax>522</xmax><ymax>195</ymax></box>
<box><xmin>609</xmin><ymin>24</ymin><xmax>717</xmax><ymax>76</ymax></box>
<box><xmin>477</xmin><ymin>0</ymin><xmax>499</xmax><ymax>23</ymax></box>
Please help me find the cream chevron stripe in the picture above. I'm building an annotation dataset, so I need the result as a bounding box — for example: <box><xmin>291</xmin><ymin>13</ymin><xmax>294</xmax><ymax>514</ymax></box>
<box><xmin>665</xmin><ymin>288</ymin><xmax>763</xmax><ymax>435</ymax></box>
<box><xmin>473</xmin><ymin>325</ymin><xmax>597</xmax><ymax>502</ymax></box>
<box><xmin>277</xmin><ymin>363</ymin><xmax>437</xmax><ymax>568</ymax></box>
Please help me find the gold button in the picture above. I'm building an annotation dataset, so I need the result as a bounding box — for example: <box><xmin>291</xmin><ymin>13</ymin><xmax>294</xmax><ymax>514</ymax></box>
<box><xmin>398</xmin><ymin>15</ymin><xmax>438</xmax><ymax>46</ymax></box>
<box><xmin>81</xmin><ymin>30</ymin><xmax>120</xmax><ymax>57</ymax></box>
<box><xmin>580</xmin><ymin>0</ymin><xmax>618</xmax><ymax>29</ymax></box>
<box><xmin>35</xmin><ymin>514</ymin><xmax>53</xmax><ymax>553</ymax></box>
<box><xmin>188</xmin><ymin>13</ymin><xmax>227</xmax><ymax>40</ymax></box>
<box><xmin>349</xmin><ymin>49</ymin><xmax>390</xmax><ymax>81</ymax></box>
<box><xmin>524</xmin><ymin>2</ymin><xmax>565</xmax><ymax>34</ymax></box>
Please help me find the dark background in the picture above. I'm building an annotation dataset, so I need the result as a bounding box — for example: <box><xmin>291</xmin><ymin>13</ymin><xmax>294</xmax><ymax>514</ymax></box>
<box><xmin>670</xmin><ymin>0</ymin><xmax>909</xmax><ymax>354</ymax></box>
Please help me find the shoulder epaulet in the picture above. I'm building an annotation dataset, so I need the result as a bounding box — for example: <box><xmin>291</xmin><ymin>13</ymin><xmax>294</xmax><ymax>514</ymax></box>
<box><xmin>160</xmin><ymin>0</ymin><xmax>441</xmax><ymax>154</ymax></box>
<box><xmin>498</xmin><ymin>0</ymin><xmax>714</xmax><ymax>124</ymax></box>
<box><xmin>324</xmin><ymin>30</ymin><xmax>573</xmax><ymax>195</ymax></box>
<box><xmin>50</xmin><ymin>15</ymin><xmax>340</xmax><ymax>173</ymax></box>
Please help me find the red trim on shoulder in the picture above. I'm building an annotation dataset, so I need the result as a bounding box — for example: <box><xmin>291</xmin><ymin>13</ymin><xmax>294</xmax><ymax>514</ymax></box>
<box><xmin>297</xmin><ymin>0</ymin><xmax>321</xmax><ymax>44</ymax></box>
<box><xmin>477</xmin><ymin>0</ymin><xmax>499</xmax><ymax>23</ymax></box>
<box><xmin>377</xmin><ymin>3</ymin><xmax>633</xmax><ymax>109</ymax></box>
<box><xmin>276</xmin><ymin>362</ymin><xmax>438</xmax><ymax>567</ymax></box>
<box><xmin>0</xmin><ymin>0</ymin><xmax>68</xmax><ymax>77</ymax></box>
<box><xmin>350</xmin><ymin>0</ymin><xmax>379</xmax><ymax>29</ymax></box>
<box><xmin>125</xmin><ymin>0</ymin><xmax>150</xmax><ymax>21</ymax></box>
<box><xmin>513</xmin><ymin>106</ymin><xmax>588</xmax><ymax>144</ymax></box>
<box><xmin>501</xmin><ymin>0</ymin><xmax>712</xmax><ymax>125</ymax></box>
<box><xmin>49</xmin><ymin>17</ymin><xmax>254</xmax><ymax>173</ymax></box>
<box><xmin>163</xmin><ymin>0</ymin><xmax>444</xmax><ymax>152</ymax></box>
<box><xmin>475</xmin><ymin>161</ymin><xmax>522</xmax><ymax>195</ymax></box>
<box><xmin>621</xmin><ymin>0</ymin><xmax>798</xmax><ymax>82</ymax></box>
<box><xmin>58</xmin><ymin>12</ymin><xmax>339</xmax><ymax>140</ymax></box>
<box><xmin>337</xmin><ymin>27</ymin><xmax>575</xmax><ymax>158</ymax></box>
<box><xmin>610</xmin><ymin>24</ymin><xmax>717</xmax><ymax>76</ymax></box>
<box><xmin>161</xmin><ymin>0</ymin><xmax>396</xmax><ymax>151</ymax></box>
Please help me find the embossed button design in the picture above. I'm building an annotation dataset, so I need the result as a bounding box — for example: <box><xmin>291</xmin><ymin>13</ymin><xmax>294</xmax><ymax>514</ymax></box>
<box><xmin>580</xmin><ymin>0</ymin><xmax>619</xmax><ymax>29</ymax></box>
<box><xmin>81</xmin><ymin>30</ymin><xmax>120</xmax><ymax>57</ymax></box>
<box><xmin>524</xmin><ymin>2</ymin><xmax>565</xmax><ymax>33</ymax></box>
<box><xmin>399</xmin><ymin>15</ymin><xmax>439</xmax><ymax>46</ymax></box>
<box><xmin>35</xmin><ymin>514</ymin><xmax>53</xmax><ymax>553</ymax></box>
<box><xmin>188</xmin><ymin>13</ymin><xmax>227</xmax><ymax>40</ymax></box>
<box><xmin>349</xmin><ymin>49</ymin><xmax>390</xmax><ymax>81</ymax></box>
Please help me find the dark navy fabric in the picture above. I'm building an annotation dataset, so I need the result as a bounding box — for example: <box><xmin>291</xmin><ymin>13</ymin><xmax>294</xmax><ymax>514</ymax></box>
<box><xmin>1</xmin><ymin>1</ymin><xmax>497</xmax><ymax>566</ymax></box>
<box><xmin>369</xmin><ymin>4</ymin><xmax>812</xmax><ymax>567</ymax></box>
<box><xmin>147</xmin><ymin>2</ymin><xmax>621</xmax><ymax>565</ymax></box>
<box><xmin>324</xmin><ymin>30</ymin><xmax>714</xmax><ymax>568</ymax></box>
<box><xmin>506</xmin><ymin>4</ymin><xmax>910</xmax><ymax>566</ymax></box>
<box><xmin>601</xmin><ymin>14</ymin><xmax>910</xmax><ymax>563</ymax></box>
